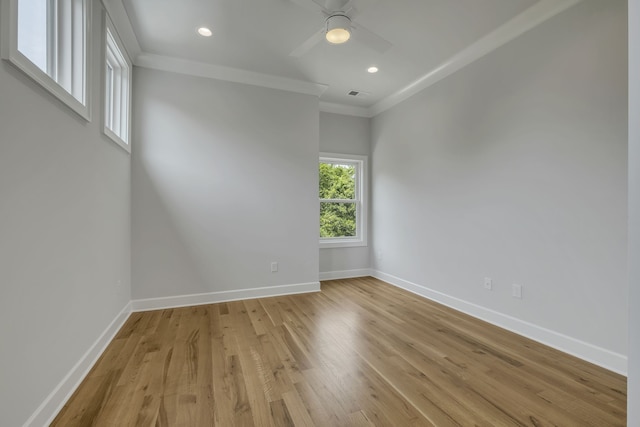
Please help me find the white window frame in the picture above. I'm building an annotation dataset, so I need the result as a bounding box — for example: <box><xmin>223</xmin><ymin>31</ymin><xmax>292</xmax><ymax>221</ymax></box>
<box><xmin>0</xmin><ymin>0</ymin><xmax>92</xmax><ymax>120</ymax></box>
<box><xmin>103</xmin><ymin>14</ymin><xmax>131</xmax><ymax>152</ymax></box>
<box><xmin>319</xmin><ymin>153</ymin><xmax>368</xmax><ymax>249</ymax></box>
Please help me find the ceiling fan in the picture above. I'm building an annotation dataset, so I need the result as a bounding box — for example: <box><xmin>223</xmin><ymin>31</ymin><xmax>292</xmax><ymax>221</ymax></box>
<box><xmin>287</xmin><ymin>0</ymin><xmax>393</xmax><ymax>57</ymax></box>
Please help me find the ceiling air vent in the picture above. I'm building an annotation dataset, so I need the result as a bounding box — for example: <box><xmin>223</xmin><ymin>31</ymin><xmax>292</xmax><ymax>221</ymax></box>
<box><xmin>347</xmin><ymin>90</ymin><xmax>371</xmax><ymax>97</ymax></box>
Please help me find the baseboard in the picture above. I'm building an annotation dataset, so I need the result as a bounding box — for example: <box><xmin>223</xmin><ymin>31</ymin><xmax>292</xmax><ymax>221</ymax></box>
<box><xmin>319</xmin><ymin>269</ymin><xmax>371</xmax><ymax>281</ymax></box>
<box><xmin>370</xmin><ymin>270</ymin><xmax>627</xmax><ymax>376</ymax></box>
<box><xmin>22</xmin><ymin>273</ymin><xmax>625</xmax><ymax>427</ymax></box>
<box><xmin>132</xmin><ymin>281</ymin><xmax>321</xmax><ymax>312</ymax></box>
<box><xmin>24</xmin><ymin>301</ymin><xmax>133</xmax><ymax>427</ymax></box>
<box><xmin>23</xmin><ymin>282</ymin><xmax>320</xmax><ymax>425</ymax></box>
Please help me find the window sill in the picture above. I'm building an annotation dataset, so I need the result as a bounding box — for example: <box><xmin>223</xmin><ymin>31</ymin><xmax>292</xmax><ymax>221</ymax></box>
<box><xmin>104</xmin><ymin>127</ymin><xmax>131</xmax><ymax>153</ymax></box>
<box><xmin>3</xmin><ymin>53</ymin><xmax>91</xmax><ymax>120</ymax></box>
<box><xmin>320</xmin><ymin>239</ymin><xmax>367</xmax><ymax>249</ymax></box>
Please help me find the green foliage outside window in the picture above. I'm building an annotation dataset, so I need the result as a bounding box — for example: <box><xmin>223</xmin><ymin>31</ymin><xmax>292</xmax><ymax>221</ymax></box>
<box><xmin>319</xmin><ymin>162</ymin><xmax>357</xmax><ymax>238</ymax></box>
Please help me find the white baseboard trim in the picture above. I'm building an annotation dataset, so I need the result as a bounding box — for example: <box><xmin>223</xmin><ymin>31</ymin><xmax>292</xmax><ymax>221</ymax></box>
<box><xmin>319</xmin><ymin>269</ymin><xmax>371</xmax><ymax>281</ymax></box>
<box><xmin>24</xmin><ymin>302</ymin><xmax>133</xmax><ymax>427</ymax></box>
<box><xmin>132</xmin><ymin>282</ymin><xmax>321</xmax><ymax>312</ymax></box>
<box><xmin>370</xmin><ymin>270</ymin><xmax>627</xmax><ymax>376</ymax></box>
<box><xmin>23</xmin><ymin>282</ymin><xmax>320</xmax><ymax>425</ymax></box>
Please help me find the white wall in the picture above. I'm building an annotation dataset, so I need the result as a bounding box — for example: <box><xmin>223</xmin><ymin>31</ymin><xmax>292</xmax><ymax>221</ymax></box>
<box><xmin>319</xmin><ymin>112</ymin><xmax>370</xmax><ymax>155</ymax></box>
<box><xmin>371</xmin><ymin>0</ymin><xmax>628</xmax><ymax>369</ymax></box>
<box><xmin>628</xmin><ymin>0</ymin><xmax>640</xmax><ymax>422</ymax></box>
<box><xmin>0</xmin><ymin>4</ymin><xmax>132</xmax><ymax>426</ymax></box>
<box><xmin>132</xmin><ymin>68</ymin><xmax>319</xmax><ymax>300</ymax></box>
<box><xmin>319</xmin><ymin>112</ymin><xmax>371</xmax><ymax>277</ymax></box>
<box><xmin>0</xmin><ymin>0</ymin><xmax>631</xmax><ymax>424</ymax></box>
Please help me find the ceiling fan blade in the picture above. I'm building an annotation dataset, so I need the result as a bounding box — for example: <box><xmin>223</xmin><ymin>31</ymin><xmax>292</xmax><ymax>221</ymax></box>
<box><xmin>323</xmin><ymin>0</ymin><xmax>353</xmax><ymax>11</ymax></box>
<box><xmin>352</xmin><ymin>23</ymin><xmax>392</xmax><ymax>54</ymax></box>
<box><xmin>288</xmin><ymin>0</ymin><xmax>356</xmax><ymax>15</ymax></box>
<box><xmin>288</xmin><ymin>0</ymin><xmax>329</xmax><ymax>14</ymax></box>
<box><xmin>289</xmin><ymin>29</ymin><xmax>324</xmax><ymax>57</ymax></box>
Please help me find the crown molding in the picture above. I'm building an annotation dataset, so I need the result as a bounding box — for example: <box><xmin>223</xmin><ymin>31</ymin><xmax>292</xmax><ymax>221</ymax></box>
<box><xmin>319</xmin><ymin>101</ymin><xmax>370</xmax><ymax>118</ymax></box>
<box><xmin>135</xmin><ymin>53</ymin><xmax>328</xmax><ymax>97</ymax></box>
<box><xmin>101</xmin><ymin>0</ymin><xmax>142</xmax><ymax>60</ymax></box>
<box><xmin>101</xmin><ymin>0</ymin><xmax>327</xmax><ymax>98</ymax></box>
<box><xmin>100</xmin><ymin>0</ymin><xmax>582</xmax><ymax>117</ymax></box>
<box><xmin>367</xmin><ymin>0</ymin><xmax>583</xmax><ymax>117</ymax></box>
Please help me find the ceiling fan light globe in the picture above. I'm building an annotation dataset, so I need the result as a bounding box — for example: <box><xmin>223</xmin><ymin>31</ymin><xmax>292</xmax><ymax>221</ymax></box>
<box><xmin>326</xmin><ymin>28</ymin><xmax>351</xmax><ymax>44</ymax></box>
<box><xmin>325</xmin><ymin>14</ymin><xmax>351</xmax><ymax>44</ymax></box>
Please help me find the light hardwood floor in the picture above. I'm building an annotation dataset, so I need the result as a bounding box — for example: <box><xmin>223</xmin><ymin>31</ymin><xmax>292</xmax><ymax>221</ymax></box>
<box><xmin>52</xmin><ymin>277</ymin><xmax>626</xmax><ymax>426</ymax></box>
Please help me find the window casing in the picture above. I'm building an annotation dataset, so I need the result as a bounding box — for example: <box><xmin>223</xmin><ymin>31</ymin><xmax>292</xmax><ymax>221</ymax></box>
<box><xmin>1</xmin><ymin>0</ymin><xmax>91</xmax><ymax>119</ymax></box>
<box><xmin>319</xmin><ymin>153</ymin><xmax>368</xmax><ymax>248</ymax></box>
<box><xmin>103</xmin><ymin>16</ymin><xmax>131</xmax><ymax>152</ymax></box>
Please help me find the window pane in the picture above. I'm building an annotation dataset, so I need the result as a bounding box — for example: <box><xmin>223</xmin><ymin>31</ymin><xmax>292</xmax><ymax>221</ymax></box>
<box><xmin>104</xmin><ymin>24</ymin><xmax>131</xmax><ymax>148</ymax></box>
<box><xmin>319</xmin><ymin>162</ymin><xmax>355</xmax><ymax>200</ymax></box>
<box><xmin>320</xmin><ymin>202</ymin><xmax>356</xmax><ymax>238</ymax></box>
<box><xmin>106</xmin><ymin>63</ymin><xmax>114</xmax><ymax>129</ymax></box>
<box><xmin>18</xmin><ymin>0</ymin><xmax>48</xmax><ymax>72</ymax></box>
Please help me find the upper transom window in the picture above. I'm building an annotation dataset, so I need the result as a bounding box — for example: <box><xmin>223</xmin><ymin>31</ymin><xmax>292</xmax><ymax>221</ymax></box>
<box><xmin>2</xmin><ymin>0</ymin><xmax>91</xmax><ymax>119</ymax></box>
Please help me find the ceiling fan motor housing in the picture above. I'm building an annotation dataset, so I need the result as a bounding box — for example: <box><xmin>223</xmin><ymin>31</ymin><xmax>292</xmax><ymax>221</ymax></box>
<box><xmin>325</xmin><ymin>14</ymin><xmax>352</xmax><ymax>44</ymax></box>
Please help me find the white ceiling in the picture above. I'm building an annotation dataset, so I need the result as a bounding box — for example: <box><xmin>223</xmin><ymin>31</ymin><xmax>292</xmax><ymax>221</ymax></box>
<box><xmin>107</xmin><ymin>0</ymin><xmax>581</xmax><ymax>116</ymax></box>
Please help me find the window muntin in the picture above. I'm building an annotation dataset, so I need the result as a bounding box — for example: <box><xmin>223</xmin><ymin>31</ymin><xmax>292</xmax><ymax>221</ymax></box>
<box><xmin>103</xmin><ymin>16</ymin><xmax>131</xmax><ymax>152</ymax></box>
<box><xmin>319</xmin><ymin>153</ymin><xmax>367</xmax><ymax>248</ymax></box>
<box><xmin>2</xmin><ymin>0</ymin><xmax>91</xmax><ymax>119</ymax></box>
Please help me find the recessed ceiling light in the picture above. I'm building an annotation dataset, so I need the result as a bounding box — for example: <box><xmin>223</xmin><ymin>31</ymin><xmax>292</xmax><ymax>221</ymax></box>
<box><xmin>367</xmin><ymin>66</ymin><xmax>379</xmax><ymax>73</ymax></box>
<box><xmin>197</xmin><ymin>27</ymin><xmax>212</xmax><ymax>37</ymax></box>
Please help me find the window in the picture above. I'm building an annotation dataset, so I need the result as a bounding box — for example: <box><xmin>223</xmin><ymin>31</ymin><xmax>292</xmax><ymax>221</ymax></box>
<box><xmin>319</xmin><ymin>153</ymin><xmax>367</xmax><ymax>248</ymax></box>
<box><xmin>103</xmin><ymin>16</ymin><xmax>131</xmax><ymax>152</ymax></box>
<box><xmin>1</xmin><ymin>0</ymin><xmax>91</xmax><ymax>119</ymax></box>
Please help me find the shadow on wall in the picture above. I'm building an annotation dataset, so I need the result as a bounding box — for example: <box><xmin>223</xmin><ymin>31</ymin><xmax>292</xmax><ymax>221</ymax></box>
<box><xmin>132</xmin><ymin>161</ymin><xmax>212</xmax><ymax>299</ymax></box>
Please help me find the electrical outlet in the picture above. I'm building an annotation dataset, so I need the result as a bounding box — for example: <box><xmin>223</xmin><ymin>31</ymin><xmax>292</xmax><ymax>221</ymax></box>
<box><xmin>116</xmin><ymin>279</ymin><xmax>122</xmax><ymax>288</ymax></box>
<box><xmin>271</xmin><ymin>262</ymin><xmax>278</xmax><ymax>273</ymax></box>
<box><xmin>512</xmin><ymin>283</ymin><xmax>522</xmax><ymax>299</ymax></box>
<box><xmin>484</xmin><ymin>277</ymin><xmax>492</xmax><ymax>290</ymax></box>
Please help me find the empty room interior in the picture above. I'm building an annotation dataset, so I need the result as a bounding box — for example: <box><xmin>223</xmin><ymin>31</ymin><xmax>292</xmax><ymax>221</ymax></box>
<box><xmin>1</xmin><ymin>0</ymin><xmax>639</xmax><ymax>425</ymax></box>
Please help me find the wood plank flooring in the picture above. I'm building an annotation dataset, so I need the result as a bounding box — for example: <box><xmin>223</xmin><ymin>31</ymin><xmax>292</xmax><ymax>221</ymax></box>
<box><xmin>51</xmin><ymin>277</ymin><xmax>626</xmax><ymax>426</ymax></box>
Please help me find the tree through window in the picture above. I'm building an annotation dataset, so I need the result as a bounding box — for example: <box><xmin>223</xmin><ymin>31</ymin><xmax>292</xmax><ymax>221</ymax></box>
<box><xmin>319</xmin><ymin>153</ymin><xmax>367</xmax><ymax>248</ymax></box>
